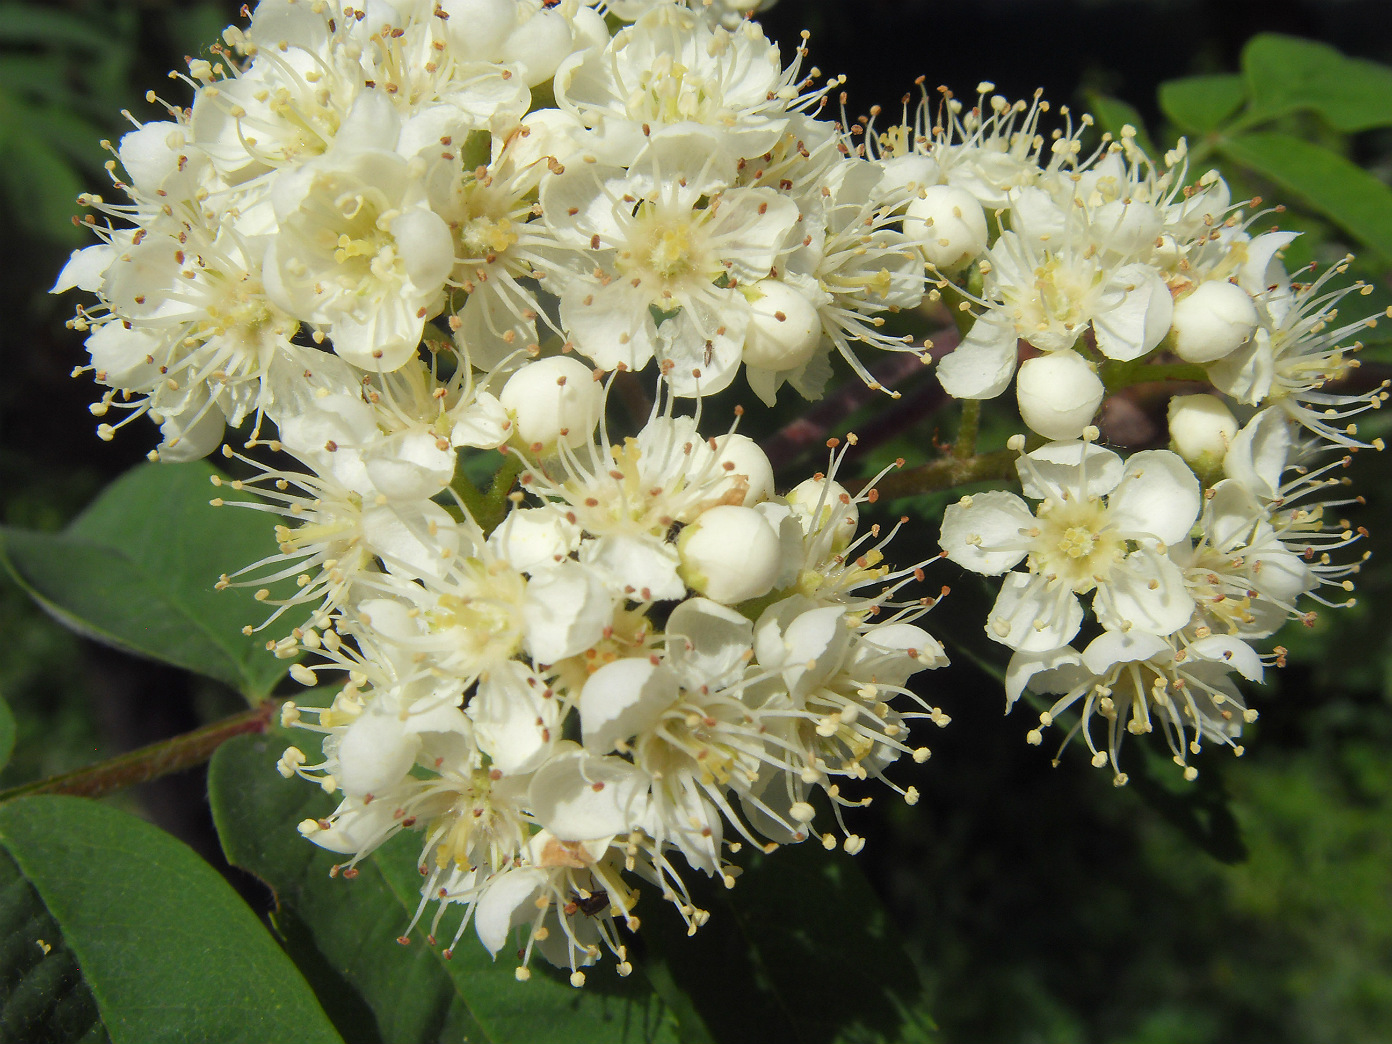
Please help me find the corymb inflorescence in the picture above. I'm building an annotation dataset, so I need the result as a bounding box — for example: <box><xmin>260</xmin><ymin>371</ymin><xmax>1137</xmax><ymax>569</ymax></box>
<box><xmin>53</xmin><ymin>0</ymin><xmax>1382</xmax><ymax>984</ymax></box>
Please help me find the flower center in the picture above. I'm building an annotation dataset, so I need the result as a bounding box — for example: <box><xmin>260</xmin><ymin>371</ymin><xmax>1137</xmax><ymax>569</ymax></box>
<box><xmin>1058</xmin><ymin>525</ymin><xmax>1097</xmax><ymax>559</ymax></box>
<box><xmin>1033</xmin><ymin>499</ymin><xmax>1124</xmax><ymax>592</ymax></box>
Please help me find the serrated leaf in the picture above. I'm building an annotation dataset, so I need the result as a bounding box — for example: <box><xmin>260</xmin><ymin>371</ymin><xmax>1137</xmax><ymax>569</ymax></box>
<box><xmin>0</xmin><ymin>694</ymin><xmax>12</xmax><ymax>774</ymax></box>
<box><xmin>209</xmin><ymin>728</ymin><xmax>686</xmax><ymax>1044</ymax></box>
<box><xmin>1083</xmin><ymin>93</ymin><xmax>1159</xmax><ymax>159</ymax></box>
<box><xmin>1243</xmin><ymin>33</ymin><xmax>1392</xmax><ymax>132</ymax></box>
<box><xmin>1218</xmin><ymin>132</ymin><xmax>1392</xmax><ymax>265</ymax></box>
<box><xmin>1157</xmin><ymin>74</ymin><xmax>1246</xmax><ymax>135</ymax></box>
<box><xmin>0</xmin><ymin>462</ymin><xmax>295</xmax><ymax>700</ymax></box>
<box><xmin>0</xmin><ymin>795</ymin><xmax>342</xmax><ymax>1044</ymax></box>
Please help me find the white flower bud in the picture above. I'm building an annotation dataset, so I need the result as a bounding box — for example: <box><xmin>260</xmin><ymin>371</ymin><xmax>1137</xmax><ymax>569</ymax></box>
<box><xmin>711</xmin><ymin>433</ymin><xmax>775</xmax><ymax>506</ymax></box>
<box><xmin>678</xmin><ymin>505</ymin><xmax>782</xmax><ymax>604</ymax></box>
<box><xmin>903</xmin><ymin>185</ymin><xmax>989</xmax><ymax>270</ymax></box>
<box><xmin>786</xmin><ymin>477</ymin><xmax>858</xmax><ymax>552</ymax></box>
<box><xmin>742</xmin><ymin>279</ymin><xmax>822</xmax><ymax>372</ymax></box>
<box><xmin>1015</xmin><ymin>350</ymin><xmax>1104</xmax><ymax>440</ymax></box>
<box><xmin>1167</xmin><ymin>393</ymin><xmax>1239</xmax><ymax>474</ymax></box>
<box><xmin>1171</xmin><ymin>281</ymin><xmax>1258</xmax><ymax>364</ymax></box>
<box><xmin>500</xmin><ymin>357</ymin><xmax>601</xmax><ymax>452</ymax></box>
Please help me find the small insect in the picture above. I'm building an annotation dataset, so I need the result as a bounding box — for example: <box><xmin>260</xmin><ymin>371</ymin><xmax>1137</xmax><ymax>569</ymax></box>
<box><xmin>703</xmin><ymin>340</ymin><xmax>714</xmax><ymax>367</ymax></box>
<box><xmin>573</xmin><ymin>889</ymin><xmax>609</xmax><ymax>917</ymax></box>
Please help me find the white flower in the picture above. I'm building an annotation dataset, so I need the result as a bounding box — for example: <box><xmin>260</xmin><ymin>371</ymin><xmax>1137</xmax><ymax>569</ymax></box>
<box><xmin>1008</xmin><ymin>630</ymin><xmax>1261</xmax><ymax>782</ymax></box>
<box><xmin>517</xmin><ymin>408</ymin><xmax>748</xmax><ymax>601</ymax></box>
<box><xmin>937</xmin><ymin>208</ymin><xmax>1173</xmax><ymax>399</ymax></box>
<box><xmin>940</xmin><ymin>439</ymin><xmax>1200</xmax><ymax>650</ymax></box>
<box><xmin>1207</xmin><ymin>256</ymin><xmax>1390</xmax><ymax>449</ymax></box>
<box><xmin>553</xmin><ymin>2</ymin><xmax>803</xmax><ymax>165</ymax></box>
<box><xmin>264</xmin><ymin>145</ymin><xmax>455</xmax><ymax>370</ymax></box>
<box><xmin>542</xmin><ymin>131</ymin><xmax>798</xmax><ymax>394</ymax></box>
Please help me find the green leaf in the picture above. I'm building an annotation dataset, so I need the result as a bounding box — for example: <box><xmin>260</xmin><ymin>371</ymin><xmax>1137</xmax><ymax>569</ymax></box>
<box><xmin>1218</xmin><ymin>131</ymin><xmax>1392</xmax><ymax>264</ymax></box>
<box><xmin>1243</xmin><ymin>33</ymin><xmax>1392</xmax><ymax>132</ymax></box>
<box><xmin>0</xmin><ymin>693</ymin><xmax>12</xmax><ymax>774</ymax></box>
<box><xmin>0</xmin><ymin>844</ymin><xmax>109</xmax><ymax>1044</ymax></box>
<box><xmin>0</xmin><ymin>462</ymin><xmax>296</xmax><ymax>700</ymax></box>
<box><xmin>1157</xmin><ymin>74</ymin><xmax>1247</xmax><ymax>135</ymax></box>
<box><xmin>0</xmin><ymin>795</ymin><xmax>342</xmax><ymax>1044</ymax></box>
<box><xmin>1083</xmin><ymin>93</ymin><xmax>1159</xmax><ymax>159</ymax></box>
<box><xmin>209</xmin><ymin>728</ymin><xmax>685</xmax><ymax>1044</ymax></box>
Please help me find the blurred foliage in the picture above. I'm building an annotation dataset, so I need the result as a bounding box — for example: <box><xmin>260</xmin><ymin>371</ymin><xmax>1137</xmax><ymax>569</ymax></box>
<box><xmin>1</xmin><ymin>2</ymin><xmax>1391</xmax><ymax>1042</ymax></box>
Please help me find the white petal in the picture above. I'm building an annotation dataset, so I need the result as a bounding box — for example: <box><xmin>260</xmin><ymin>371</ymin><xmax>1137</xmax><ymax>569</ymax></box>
<box><xmin>469</xmin><ymin>661</ymin><xmax>557</xmax><ymax>775</ymax></box>
<box><xmin>1004</xmin><ymin>646</ymin><xmax>1086</xmax><ymax>707</ymax></box>
<box><xmin>580</xmin><ymin>658</ymin><xmax>679</xmax><ymax>752</ymax></box>
<box><xmin>986</xmin><ymin>572</ymin><xmax>1084</xmax><ymax>652</ymax></box>
<box><xmin>53</xmin><ymin>243</ymin><xmax>116</xmax><ymax>294</ymax></box>
<box><xmin>1093</xmin><ymin>264</ymin><xmax>1172</xmax><ymax>362</ymax></box>
<box><xmin>1188</xmin><ymin>635</ymin><xmax>1264</xmax><ymax>681</ymax></box>
<box><xmin>580</xmin><ymin>534</ymin><xmax>685</xmax><ymax>601</ymax></box>
<box><xmin>488</xmin><ymin>507</ymin><xmax>581</xmax><ymax>573</ymax></box>
<box><xmin>522</xmin><ymin>562</ymin><xmax>612</xmax><ymax>664</ymax></box>
<box><xmin>935</xmin><ymin>318</ymin><xmax>1019</xmax><ymax>399</ymax></box>
<box><xmin>476</xmin><ymin>868</ymin><xmax>547</xmax><ymax>956</ymax></box>
<box><xmin>665</xmin><ymin>597</ymin><xmax>755</xmax><ymax>686</ymax></box>
<box><xmin>336</xmin><ymin>709</ymin><xmax>420</xmax><ymax>799</ymax></box>
<box><xmin>1223</xmin><ymin>407</ymin><xmax>1290</xmax><ymax>500</ymax></box>
<box><xmin>1093</xmin><ymin>550</ymin><xmax>1194</xmax><ymax>638</ymax></box>
<box><xmin>939</xmin><ymin>491</ymin><xmax>1034</xmax><ymax>575</ymax></box>
<box><xmin>1017</xmin><ymin>441</ymin><xmax>1124</xmax><ymax>502</ymax></box>
<box><xmin>1106</xmin><ymin>450</ymin><xmax>1200</xmax><ymax>545</ymax></box>
<box><xmin>1081</xmin><ymin>629</ymin><xmax>1171</xmax><ymax>673</ymax></box>
<box><xmin>529</xmin><ymin>748</ymin><xmax>649</xmax><ymax>841</ymax></box>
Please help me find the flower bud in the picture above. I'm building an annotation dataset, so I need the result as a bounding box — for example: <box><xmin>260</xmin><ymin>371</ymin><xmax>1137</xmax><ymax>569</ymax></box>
<box><xmin>903</xmin><ymin>185</ymin><xmax>989</xmax><ymax>270</ymax></box>
<box><xmin>742</xmin><ymin>279</ymin><xmax>822</xmax><ymax>372</ymax></box>
<box><xmin>711</xmin><ymin>433</ymin><xmax>775</xmax><ymax>506</ymax></box>
<box><xmin>1171</xmin><ymin>281</ymin><xmax>1258</xmax><ymax>364</ymax></box>
<box><xmin>1015</xmin><ymin>350</ymin><xmax>1104</xmax><ymax>440</ymax></box>
<box><xmin>678</xmin><ymin>505</ymin><xmax>782</xmax><ymax>604</ymax></box>
<box><xmin>1167</xmin><ymin>393</ymin><xmax>1238</xmax><ymax>475</ymax></box>
<box><xmin>500</xmin><ymin>356</ymin><xmax>601</xmax><ymax>452</ymax></box>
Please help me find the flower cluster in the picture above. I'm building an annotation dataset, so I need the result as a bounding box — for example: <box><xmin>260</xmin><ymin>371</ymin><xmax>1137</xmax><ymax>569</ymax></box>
<box><xmin>52</xmin><ymin>0</ymin><xmax>1380</xmax><ymax>982</ymax></box>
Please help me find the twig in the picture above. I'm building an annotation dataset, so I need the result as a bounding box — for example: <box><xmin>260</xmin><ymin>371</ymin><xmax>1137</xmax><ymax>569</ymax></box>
<box><xmin>0</xmin><ymin>702</ymin><xmax>278</xmax><ymax>804</ymax></box>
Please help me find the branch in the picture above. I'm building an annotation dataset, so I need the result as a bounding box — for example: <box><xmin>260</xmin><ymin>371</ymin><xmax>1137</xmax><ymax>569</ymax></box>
<box><xmin>862</xmin><ymin>448</ymin><xmax>1019</xmax><ymax>501</ymax></box>
<box><xmin>0</xmin><ymin>702</ymin><xmax>277</xmax><ymax>804</ymax></box>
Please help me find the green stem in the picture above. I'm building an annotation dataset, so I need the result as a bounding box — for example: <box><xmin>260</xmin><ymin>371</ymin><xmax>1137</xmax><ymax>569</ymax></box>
<box><xmin>863</xmin><ymin>448</ymin><xmax>1018</xmax><ymax>502</ymax></box>
<box><xmin>953</xmin><ymin>399</ymin><xmax>981</xmax><ymax>460</ymax></box>
<box><xmin>480</xmin><ymin>454</ymin><xmax>525</xmax><ymax>533</ymax></box>
<box><xmin>1101</xmin><ymin>358</ymin><xmax>1209</xmax><ymax>392</ymax></box>
<box><xmin>0</xmin><ymin>702</ymin><xmax>277</xmax><ymax>804</ymax></box>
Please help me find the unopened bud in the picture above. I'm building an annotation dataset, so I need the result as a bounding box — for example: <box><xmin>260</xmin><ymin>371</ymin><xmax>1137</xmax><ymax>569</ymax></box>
<box><xmin>742</xmin><ymin>279</ymin><xmax>822</xmax><ymax>372</ymax></box>
<box><xmin>1171</xmin><ymin>281</ymin><xmax>1258</xmax><ymax>364</ymax></box>
<box><xmin>1016</xmin><ymin>349</ymin><xmax>1104</xmax><ymax>440</ymax></box>
<box><xmin>903</xmin><ymin>185</ymin><xmax>989</xmax><ymax>270</ymax></box>
<box><xmin>1167</xmin><ymin>393</ymin><xmax>1238</xmax><ymax>476</ymax></box>
<box><xmin>500</xmin><ymin>356</ymin><xmax>602</xmax><ymax>452</ymax></box>
<box><xmin>678</xmin><ymin>505</ymin><xmax>782</xmax><ymax>604</ymax></box>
